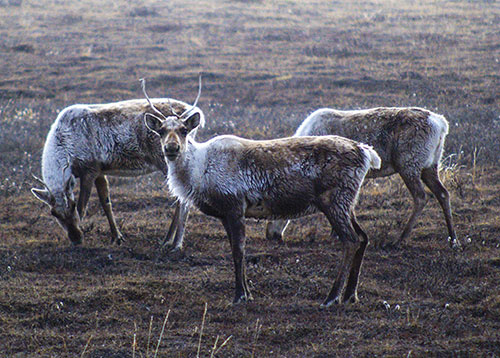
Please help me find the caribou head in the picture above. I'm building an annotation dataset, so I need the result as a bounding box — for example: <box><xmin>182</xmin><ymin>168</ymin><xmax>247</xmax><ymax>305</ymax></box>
<box><xmin>141</xmin><ymin>76</ymin><xmax>203</xmax><ymax>161</ymax></box>
<box><xmin>31</xmin><ymin>168</ymin><xmax>83</xmax><ymax>244</ymax></box>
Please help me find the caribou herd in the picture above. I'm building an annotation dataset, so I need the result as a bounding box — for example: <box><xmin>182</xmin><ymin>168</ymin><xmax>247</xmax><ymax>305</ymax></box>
<box><xmin>31</xmin><ymin>77</ymin><xmax>459</xmax><ymax>306</ymax></box>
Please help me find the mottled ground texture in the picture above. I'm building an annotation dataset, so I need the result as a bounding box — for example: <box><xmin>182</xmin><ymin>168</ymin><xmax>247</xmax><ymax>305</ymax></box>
<box><xmin>1</xmin><ymin>0</ymin><xmax>499</xmax><ymax>357</ymax></box>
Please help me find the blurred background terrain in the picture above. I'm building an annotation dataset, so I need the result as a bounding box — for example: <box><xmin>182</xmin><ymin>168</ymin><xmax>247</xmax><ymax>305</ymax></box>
<box><xmin>0</xmin><ymin>0</ymin><xmax>499</xmax><ymax>356</ymax></box>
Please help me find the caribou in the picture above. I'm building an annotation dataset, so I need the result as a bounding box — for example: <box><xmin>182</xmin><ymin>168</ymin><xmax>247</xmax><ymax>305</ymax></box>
<box><xmin>266</xmin><ymin>107</ymin><xmax>459</xmax><ymax>248</ymax></box>
<box><xmin>31</xmin><ymin>78</ymin><xmax>204</xmax><ymax>248</ymax></box>
<box><xmin>142</xmin><ymin>89</ymin><xmax>381</xmax><ymax>306</ymax></box>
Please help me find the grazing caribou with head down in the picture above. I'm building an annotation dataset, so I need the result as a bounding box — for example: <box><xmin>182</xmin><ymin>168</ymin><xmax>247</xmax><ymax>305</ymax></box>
<box><xmin>266</xmin><ymin>107</ymin><xmax>459</xmax><ymax>248</ymax></box>
<box><xmin>31</xmin><ymin>79</ymin><xmax>204</xmax><ymax>248</ymax></box>
<box><xmin>143</xmin><ymin>92</ymin><xmax>381</xmax><ymax>306</ymax></box>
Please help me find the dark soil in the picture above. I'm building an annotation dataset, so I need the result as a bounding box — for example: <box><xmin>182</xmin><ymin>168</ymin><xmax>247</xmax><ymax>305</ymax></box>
<box><xmin>0</xmin><ymin>0</ymin><xmax>499</xmax><ymax>357</ymax></box>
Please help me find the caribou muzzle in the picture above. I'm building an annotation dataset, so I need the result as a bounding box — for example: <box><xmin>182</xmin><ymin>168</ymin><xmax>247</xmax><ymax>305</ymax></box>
<box><xmin>164</xmin><ymin>142</ymin><xmax>180</xmax><ymax>161</ymax></box>
<box><xmin>51</xmin><ymin>207</ymin><xmax>84</xmax><ymax>245</ymax></box>
<box><xmin>67</xmin><ymin>225</ymin><xmax>84</xmax><ymax>245</ymax></box>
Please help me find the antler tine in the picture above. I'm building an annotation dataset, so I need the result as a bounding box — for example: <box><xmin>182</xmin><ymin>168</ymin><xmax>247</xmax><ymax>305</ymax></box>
<box><xmin>140</xmin><ymin>78</ymin><xmax>174</xmax><ymax>120</ymax></box>
<box><xmin>31</xmin><ymin>172</ymin><xmax>54</xmax><ymax>197</ymax></box>
<box><xmin>192</xmin><ymin>73</ymin><xmax>202</xmax><ymax>109</ymax></box>
<box><xmin>31</xmin><ymin>173</ymin><xmax>47</xmax><ymax>188</ymax></box>
<box><xmin>180</xmin><ymin>74</ymin><xmax>202</xmax><ymax>118</ymax></box>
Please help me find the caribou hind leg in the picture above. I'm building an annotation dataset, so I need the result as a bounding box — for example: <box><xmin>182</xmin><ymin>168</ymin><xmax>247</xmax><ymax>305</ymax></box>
<box><xmin>316</xmin><ymin>194</ymin><xmax>361</xmax><ymax>307</ymax></box>
<box><xmin>396</xmin><ymin>170</ymin><xmax>428</xmax><ymax>246</ymax></box>
<box><xmin>421</xmin><ymin>165</ymin><xmax>459</xmax><ymax>248</ymax></box>
<box><xmin>342</xmin><ymin>214</ymin><xmax>369</xmax><ymax>303</ymax></box>
<box><xmin>321</xmin><ymin>225</ymin><xmax>359</xmax><ymax>307</ymax></box>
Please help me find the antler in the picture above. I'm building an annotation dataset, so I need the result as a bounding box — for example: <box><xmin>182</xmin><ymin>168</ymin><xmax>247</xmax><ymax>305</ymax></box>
<box><xmin>31</xmin><ymin>173</ymin><xmax>47</xmax><ymax>189</ymax></box>
<box><xmin>180</xmin><ymin>74</ymin><xmax>202</xmax><ymax>118</ymax></box>
<box><xmin>31</xmin><ymin>172</ymin><xmax>54</xmax><ymax>199</ymax></box>
<box><xmin>140</xmin><ymin>78</ymin><xmax>177</xmax><ymax>119</ymax></box>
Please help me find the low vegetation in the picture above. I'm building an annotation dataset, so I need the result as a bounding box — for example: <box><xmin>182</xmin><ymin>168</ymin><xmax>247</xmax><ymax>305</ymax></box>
<box><xmin>0</xmin><ymin>0</ymin><xmax>498</xmax><ymax>356</ymax></box>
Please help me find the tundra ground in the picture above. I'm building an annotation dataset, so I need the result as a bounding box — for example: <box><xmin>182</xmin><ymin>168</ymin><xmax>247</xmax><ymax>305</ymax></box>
<box><xmin>0</xmin><ymin>0</ymin><xmax>499</xmax><ymax>356</ymax></box>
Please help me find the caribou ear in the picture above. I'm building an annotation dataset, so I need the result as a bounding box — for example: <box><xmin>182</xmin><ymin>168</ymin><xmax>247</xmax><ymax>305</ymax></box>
<box><xmin>183</xmin><ymin>112</ymin><xmax>201</xmax><ymax>132</ymax></box>
<box><xmin>65</xmin><ymin>174</ymin><xmax>76</xmax><ymax>194</ymax></box>
<box><xmin>144</xmin><ymin>113</ymin><xmax>163</xmax><ymax>136</ymax></box>
<box><xmin>31</xmin><ymin>188</ymin><xmax>54</xmax><ymax>206</ymax></box>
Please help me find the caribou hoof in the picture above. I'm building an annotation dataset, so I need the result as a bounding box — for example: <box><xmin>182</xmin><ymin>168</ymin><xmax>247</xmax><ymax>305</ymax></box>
<box><xmin>449</xmin><ymin>237</ymin><xmax>462</xmax><ymax>250</ymax></box>
<box><xmin>164</xmin><ymin>243</ymin><xmax>183</xmax><ymax>253</ymax></box>
<box><xmin>266</xmin><ymin>232</ymin><xmax>284</xmax><ymax>243</ymax></box>
<box><xmin>382</xmin><ymin>238</ymin><xmax>403</xmax><ymax>250</ymax></box>
<box><xmin>320</xmin><ymin>296</ymin><xmax>341</xmax><ymax>309</ymax></box>
<box><xmin>70</xmin><ymin>238</ymin><xmax>83</xmax><ymax>246</ymax></box>
<box><xmin>112</xmin><ymin>234</ymin><xmax>125</xmax><ymax>246</ymax></box>
<box><xmin>233</xmin><ymin>293</ymin><xmax>253</xmax><ymax>305</ymax></box>
<box><xmin>169</xmin><ymin>246</ymin><xmax>183</xmax><ymax>253</ymax></box>
<box><xmin>342</xmin><ymin>294</ymin><xmax>359</xmax><ymax>305</ymax></box>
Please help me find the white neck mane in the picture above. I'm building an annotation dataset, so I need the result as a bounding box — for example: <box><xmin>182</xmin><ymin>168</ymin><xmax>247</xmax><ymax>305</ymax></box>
<box><xmin>166</xmin><ymin>138</ymin><xmax>207</xmax><ymax>205</ymax></box>
<box><xmin>166</xmin><ymin>135</ymin><xmax>254</xmax><ymax>206</ymax></box>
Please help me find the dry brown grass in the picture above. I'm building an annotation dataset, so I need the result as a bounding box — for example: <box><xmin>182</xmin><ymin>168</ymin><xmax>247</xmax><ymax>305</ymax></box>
<box><xmin>0</xmin><ymin>0</ymin><xmax>499</xmax><ymax>356</ymax></box>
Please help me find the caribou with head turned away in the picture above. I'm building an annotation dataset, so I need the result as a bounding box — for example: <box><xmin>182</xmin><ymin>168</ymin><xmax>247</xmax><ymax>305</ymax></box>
<box><xmin>31</xmin><ymin>78</ymin><xmax>204</xmax><ymax>248</ymax></box>
<box><xmin>266</xmin><ymin>107</ymin><xmax>459</xmax><ymax>248</ymax></box>
<box><xmin>142</xmin><ymin>84</ymin><xmax>381</xmax><ymax>306</ymax></box>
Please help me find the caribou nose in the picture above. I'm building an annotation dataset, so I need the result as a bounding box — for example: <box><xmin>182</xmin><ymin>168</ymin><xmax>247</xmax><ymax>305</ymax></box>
<box><xmin>165</xmin><ymin>142</ymin><xmax>180</xmax><ymax>153</ymax></box>
<box><xmin>68</xmin><ymin>227</ymin><xmax>84</xmax><ymax>245</ymax></box>
<box><xmin>164</xmin><ymin>142</ymin><xmax>180</xmax><ymax>160</ymax></box>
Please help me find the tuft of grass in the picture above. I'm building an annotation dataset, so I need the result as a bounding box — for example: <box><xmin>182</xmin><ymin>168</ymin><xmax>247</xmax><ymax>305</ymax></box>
<box><xmin>101</xmin><ymin>305</ymin><xmax>234</xmax><ymax>357</ymax></box>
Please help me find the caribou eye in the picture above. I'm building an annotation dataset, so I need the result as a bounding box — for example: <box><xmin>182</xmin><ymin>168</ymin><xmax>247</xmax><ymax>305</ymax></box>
<box><xmin>179</xmin><ymin>127</ymin><xmax>189</xmax><ymax>137</ymax></box>
<box><xmin>50</xmin><ymin>209</ymin><xmax>61</xmax><ymax>219</ymax></box>
<box><xmin>157</xmin><ymin>128</ymin><xmax>167</xmax><ymax>137</ymax></box>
